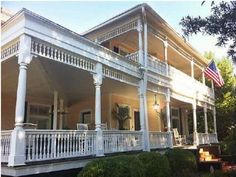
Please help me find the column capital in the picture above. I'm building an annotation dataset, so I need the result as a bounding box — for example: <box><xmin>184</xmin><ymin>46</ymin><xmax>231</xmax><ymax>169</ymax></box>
<box><xmin>93</xmin><ymin>73</ymin><xmax>103</xmax><ymax>86</ymax></box>
<box><xmin>137</xmin><ymin>24</ymin><xmax>143</xmax><ymax>32</ymax></box>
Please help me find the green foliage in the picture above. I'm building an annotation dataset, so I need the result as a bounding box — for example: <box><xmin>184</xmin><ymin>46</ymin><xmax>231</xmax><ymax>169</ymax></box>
<box><xmin>112</xmin><ymin>103</ymin><xmax>131</xmax><ymax>130</ymax></box>
<box><xmin>137</xmin><ymin>152</ymin><xmax>171</xmax><ymax>177</ymax></box>
<box><xmin>166</xmin><ymin>148</ymin><xmax>197</xmax><ymax>177</ymax></box>
<box><xmin>78</xmin><ymin>155</ymin><xmax>145</xmax><ymax>177</ymax></box>
<box><xmin>222</xmin><ymin>127</ymin><xmax>236</xmax><ymax>155</ymax></box>
<box><xmin>215</xmin><ymin>58</ymin><xmax>236</xmax><ymax>141</ymax></box>
<box><xmin>180</xmin><ymin>2</ymin><xmax>236</xmax><ymax>61</ymax></box>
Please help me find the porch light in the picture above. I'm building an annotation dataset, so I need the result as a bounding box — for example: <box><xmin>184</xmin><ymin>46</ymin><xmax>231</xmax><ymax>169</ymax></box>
<box><xmin>153</xmin><ymin>94</ymin><xmax>160</xmax><ymax>112</ymax></box>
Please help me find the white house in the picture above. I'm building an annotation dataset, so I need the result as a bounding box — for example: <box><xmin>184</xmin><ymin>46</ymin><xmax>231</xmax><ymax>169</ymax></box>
<box><xmin>1</xmin><ymin>3</ymin><xmax>218</xmax><ymax>176</ymax></box>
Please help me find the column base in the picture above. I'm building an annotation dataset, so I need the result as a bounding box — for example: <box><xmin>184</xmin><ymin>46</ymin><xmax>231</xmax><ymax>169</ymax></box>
<box><xmin>142</xmin><ymin>130</ymin><xmax>150</xmax><ymax>152</ymax></box>
<box><xmin>168</xmin><ymin>131</ymin><xmax>174</xmax><ymax>148</ymax></box>
<box><xmin>8</xmin><ymin>127</ymin><xmax>26</xmax><ymax>167</ymax></box>
<box><xmin>193</xmin><ymin>131</ymin><xmax>199</xmax><ymax>146</ymax></box>
<box><xmin>95</xmin><ymin>129</ymin><xmax>104</xmax><ymax>157</ymax></box>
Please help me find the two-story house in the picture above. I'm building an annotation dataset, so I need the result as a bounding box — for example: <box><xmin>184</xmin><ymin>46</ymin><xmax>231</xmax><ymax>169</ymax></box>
<box><xmin>1</xmin><ymin>3</ymin><xmax>218</xmax><ymax>176</ymax></box>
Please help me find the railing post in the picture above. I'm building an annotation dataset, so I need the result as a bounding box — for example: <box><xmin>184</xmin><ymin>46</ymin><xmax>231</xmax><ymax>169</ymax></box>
<box><xmin>8</xmin><ymin>35</ymin><xmax>32</xmax><ymax>166</ymax></box>
<box><xmin>93</xmin><ymin>63</ymin><xmax>104</xmax><ymax>156</ymax></box>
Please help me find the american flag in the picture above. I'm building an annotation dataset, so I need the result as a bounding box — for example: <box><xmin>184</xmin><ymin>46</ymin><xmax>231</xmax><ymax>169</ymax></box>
<box><xmin>204</xmin><ymin>60</ymin><xmax>224</xmax><ymax>87</ymax></box>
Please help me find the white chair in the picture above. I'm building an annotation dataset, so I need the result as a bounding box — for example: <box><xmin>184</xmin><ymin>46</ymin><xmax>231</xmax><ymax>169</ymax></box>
<box><xmin>77</xmin><ymin>123</ymin><xmax>88</xmax><ymax>130</ymax></box>
<box><xmin>173</xmin><ymin>128</ymin><xmax>186</xmax><ymax>146</ymax></box>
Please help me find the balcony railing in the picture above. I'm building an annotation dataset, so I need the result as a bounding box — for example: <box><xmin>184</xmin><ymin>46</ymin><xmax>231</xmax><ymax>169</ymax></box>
<box><xmin>147</xmin><ymin>55</ymin><xmax>167</xmax><ymax>76</ymax></box>
<box><xmin>1</xmin><ymin>130</ymin><xmax>12</xmax><ymax>163</ymax></box>
<box><xmin>149</xmin><ymin>131</ymin><xmax>172</xmax><ymax>149</ymax></box>
<box><xmin>198</xmin><ymin>133</ymin><xmax>218</xmax><ymax>145</ymax></box>
<box><xmin>125</xmin><ymin>52</ymin><xmax>167</xmax><ymax>76</ymax></box>
<box><xmin>169</xmin><ymin>65</ymin><xmax>214</xmax><ymax>100</ymax></box>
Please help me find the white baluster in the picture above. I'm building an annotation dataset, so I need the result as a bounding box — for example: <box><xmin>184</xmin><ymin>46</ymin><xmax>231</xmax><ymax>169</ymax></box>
<box><xmin>32</xmin><ymin>135</ymin><xmax>35</xmax><ymax>160</ymax></box>
<box><xmin>57</xmin><ymin>134</ymin><xmax>60</xmax><ymax>157</ymax></box>
<box><xmin>35</xmin><ymin>134</ymin><xmax>39</xmax><ymax>160</ymax></box>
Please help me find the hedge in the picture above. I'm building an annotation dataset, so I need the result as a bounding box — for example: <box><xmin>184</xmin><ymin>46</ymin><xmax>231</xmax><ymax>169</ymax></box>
<box><xmin>137</xmin><ymin>152</ymin><xmax>171</xmax><ymax>177</ymax></box>
<box><xmin>78</xmin><ymin>155</ymin><xmax>145</xmax><ymax>177</ymax></box>
<box><xmin>165</xmin><ymin>148</ymin><xmax>197</xmax><ymax>177</ymax></box>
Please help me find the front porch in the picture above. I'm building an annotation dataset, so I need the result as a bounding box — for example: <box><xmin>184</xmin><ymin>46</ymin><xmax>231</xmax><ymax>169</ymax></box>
<box><xmin>1</xmin><ymin>39</ymin><xmax>218</xmax><ymax>171</ymax></box>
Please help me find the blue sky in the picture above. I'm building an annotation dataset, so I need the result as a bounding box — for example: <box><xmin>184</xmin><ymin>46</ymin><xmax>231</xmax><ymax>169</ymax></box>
<box><xmin>2</xmin><ymin>1</ymin><xmax>228</xmax><ymax>59</ymax></box>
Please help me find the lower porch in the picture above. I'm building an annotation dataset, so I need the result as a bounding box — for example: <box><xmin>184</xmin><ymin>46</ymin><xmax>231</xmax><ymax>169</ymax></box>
<box><xmin>1</xmin><ymin>55</ymin><xmax>218</xmax><ymax>172</ymax></box>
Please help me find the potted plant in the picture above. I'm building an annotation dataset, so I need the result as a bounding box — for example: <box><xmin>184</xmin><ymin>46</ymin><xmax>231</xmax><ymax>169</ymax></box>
<box><xmin>112</xmin><ymin>103</ymin><xmax>131</xmax><ymax>130</ymax></box>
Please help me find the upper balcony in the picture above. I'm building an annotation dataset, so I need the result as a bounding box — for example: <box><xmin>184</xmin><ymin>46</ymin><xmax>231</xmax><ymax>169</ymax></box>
<box><xmin>122</xmin><ymin>51</ymin><xmax>214</xmax><ymax>104</ymax></box>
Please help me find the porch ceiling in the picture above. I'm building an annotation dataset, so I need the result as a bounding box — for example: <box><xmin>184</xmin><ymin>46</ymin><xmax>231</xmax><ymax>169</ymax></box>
<box><xmin>2</xmin><ymin>57</ymin><xmax>139</xmax><ymax>106</ymax></box>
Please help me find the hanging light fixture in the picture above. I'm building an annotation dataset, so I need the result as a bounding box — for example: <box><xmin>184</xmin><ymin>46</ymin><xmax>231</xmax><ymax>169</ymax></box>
<box><xmin>153</xmin><ymin>94</ymin><xmax>160</xmax><ymax>112</ymax></box>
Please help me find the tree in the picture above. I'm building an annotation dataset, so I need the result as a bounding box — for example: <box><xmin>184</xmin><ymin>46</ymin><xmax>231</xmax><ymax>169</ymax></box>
<box><xmin>214</xmin><ymin>58</ymin><xmax>236</xmax><ymax>140</ymax></box>
<box><xmin>187</xmin><ymin>53</ymin><xmax>236</xmax><ymax>141</ymax></box>
<box><xmin>180</xmin><ymin>2</ymin><xmax>236</xmax><ymax>62</ymax></box>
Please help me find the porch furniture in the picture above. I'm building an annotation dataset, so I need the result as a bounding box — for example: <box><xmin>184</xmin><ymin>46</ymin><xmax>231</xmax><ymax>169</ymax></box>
<box><xmin>173</xmin><ymin>128</ymin><xmax>186</xmax><ymax>146</ymax></box>
<box><xmin>77</xmin><ymin>123</ymin><xmax>88</xmax><ymax>130</ymax></box>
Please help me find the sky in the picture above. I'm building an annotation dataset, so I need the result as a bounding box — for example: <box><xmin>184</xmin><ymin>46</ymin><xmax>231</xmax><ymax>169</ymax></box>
<box><xmin>2</xmin><ymin>1</ymin><xmax>229</xmax><ymax>59</ymax></box>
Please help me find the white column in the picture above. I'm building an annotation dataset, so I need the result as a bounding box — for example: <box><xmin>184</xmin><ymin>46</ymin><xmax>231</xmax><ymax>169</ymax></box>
<box><xmin>166</xmin><ymin>89</ymin><xmax>173</xmax><ymax>148</ymax></box>
<box><xmin>191</xmin><ymin>60</ymin><xmax>195</xmax><ymax>79</ymax></box>
<box><xmin>163</xmin><ymin>40</ymin><xmax>169</xmax><ymax>76</ymax></box>
<box><xmin>204</xmin><ymin>103</ymin><xmax>208</xmax><ymax>133</ymax></box>
<box><xmin>138</xmin><ymin>83</ymin><xmax>145</xmax><ymax>132</ymax></box>
<box><xmin>59</xmin><ymin>99</ymin><xmax>64</xmax><ymax>129</ymax></box>
<box><xmin>143</xmin><ymin>22</ymin><xmax>148</xmax><ymax>67</ymax></box>
<box><xmin>213</xmin><ymin>107</ymin><xmax>217</xmax><ymax>134</ymax></box>
<box><xmin>192</xmin><ymin>101</ymin><xmax>198</xmax><ymax>145</ymax></box>
<box><xmin>143</xmin><ymin>74</ymin><xmax>150</xmax><ymax>151</ymax></box>
<box><xmin>53</xmin><ymin>91</ymin><xmax>58</xmax><ymax>130</ymax></box>
<box><xmin>202</xmin><ymin>69</ymin><xmax>206</xmax><ymax>85</ymax></box>
<box><xmin>138</xmin><ymin>76</ymin><xmax>150</xmax><ymax>151</ymax></box>
<box><xmin>8</xmin><ymin>35</ymin><xmax>32</xmax><ymax>166</ymax></box>
<box><xmin>137</xmin><ymin>18</ymin><xmax>143</xmax><ymax>65</ymax></box>
<box><xmin>93</xmin><ymin>63</ymin><xmax>104</xmax><ymax>156</ymax></box>
<box><xmin>166</xmin><ymin>89</ymin><xmax>171</xmax><ymax>132</ymax></box>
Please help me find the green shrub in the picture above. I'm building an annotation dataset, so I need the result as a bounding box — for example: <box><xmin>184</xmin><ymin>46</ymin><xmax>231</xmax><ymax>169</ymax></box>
<box><xmin>137</xmin><ymin>152</ymin><xmax>171</xmax><ymax>177</ymax></box>
<box><xmin>166</xmin><ymin>148</ymin><xmax>197</xmax><ymax>177</ymax></box>
<box><xmin>78</xmin><ymin>155</ymin><xmax>145</xmax><ymax>177</ymax></box>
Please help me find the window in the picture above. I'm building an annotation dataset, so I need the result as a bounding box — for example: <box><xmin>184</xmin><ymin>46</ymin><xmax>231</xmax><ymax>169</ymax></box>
<box><xmin>27</xmin><ymin>104</ymin><xmax>51</xmax><ymax>129</ymax></box>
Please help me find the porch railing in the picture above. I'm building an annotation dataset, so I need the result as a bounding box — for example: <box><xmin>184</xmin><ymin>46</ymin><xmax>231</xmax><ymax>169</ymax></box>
<box><xmin>125</xmin><ymin>52</ymin><xmax>139</xmax><ymax>63</ymax></box>
<box><xmin>103</xmin><ymin>130</ymin><xmax>143</xmax><ymax>153</ymax></box>
<box><xmin>1</xmin><ymin>130</ymin><xmax>12</xmax><ymax>162</ymax></box>
<box><xmin>25</xmin><ymin>130</ymin><xmax>96</xmax><ymax>162</ymax></box>
<box><xmin>2</xmin><ymin>129</ymin><xmax>173</xmax><ymax>165</ymax></box>
<box><xmin>198</xmin><ymin>133</ymin><xmax>218</xmax><ymax>145</ymax></box>
<box><xmin>149</xmin><ymin>131</ymin><xmax>172</xmax><ymax>149</ymax></box>
<box><xmin>147</xmin><ymin>55</ymin><xmax>167</xmax><ymax>76</ymax></box>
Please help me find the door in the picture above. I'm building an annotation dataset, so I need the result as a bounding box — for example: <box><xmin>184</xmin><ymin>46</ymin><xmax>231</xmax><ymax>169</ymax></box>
<box><xmin>81</xmin><ymin>111</ymin><xmax>91</xmax><ymax>124</ymax></box>
<box><xmin>134</xmin><ymin>111</ymin><xmax>140</xmax><ymax>131</ymax></box>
